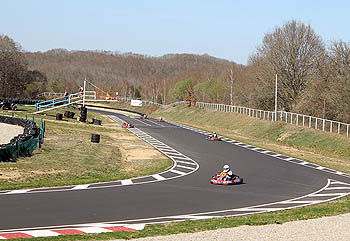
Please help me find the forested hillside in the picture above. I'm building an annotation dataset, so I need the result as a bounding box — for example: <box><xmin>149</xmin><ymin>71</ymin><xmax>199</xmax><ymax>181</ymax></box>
<box><xmin>2</xmin><ymin>20</ymin><xmax>350</xmax><ymax>123</ymax></box>
<box><xmin>25</xmin><ymin>50</ymin><xmax>234</xmax><ymax>103</ymax></box>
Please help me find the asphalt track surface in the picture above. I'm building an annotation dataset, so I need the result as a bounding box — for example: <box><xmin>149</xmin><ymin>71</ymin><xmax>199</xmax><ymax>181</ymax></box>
<box><xmin>0</xmin><ymin>109</ymin><xmax>349</xmax><ymax>231</ymax></box>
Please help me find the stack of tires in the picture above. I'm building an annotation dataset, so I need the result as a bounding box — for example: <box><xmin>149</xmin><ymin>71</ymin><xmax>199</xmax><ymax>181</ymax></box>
<box><xmin>79</xmin><ymin>107</ymin><xmax>87</xmax><ymax>122</ymax></box>
<box><xmin>64</xmin><ymin>111</ymin><xmax>75</xmax><ymax>119</ymax></box>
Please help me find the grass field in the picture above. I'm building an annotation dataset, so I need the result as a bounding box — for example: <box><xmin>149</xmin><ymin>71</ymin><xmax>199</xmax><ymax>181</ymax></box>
<box><xmin>0</xmin><ymin>105</ymin><xmax>171</xmax><ymax>190</ymax></box>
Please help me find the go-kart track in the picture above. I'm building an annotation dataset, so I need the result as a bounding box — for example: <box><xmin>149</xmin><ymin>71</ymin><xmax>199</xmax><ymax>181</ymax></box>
<box><xmin>1</xmin><ymin>109</ymin><xmax>350</xmax><ymax>238</ymax></box>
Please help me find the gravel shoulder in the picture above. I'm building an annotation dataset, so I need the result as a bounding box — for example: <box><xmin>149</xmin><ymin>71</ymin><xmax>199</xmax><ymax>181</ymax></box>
<box><xmin>0</xmin><ymin>123</ymin><xmax>23</xmax><ymax>145</ymax></box>
<box><xmin>114</xmin><ymin>213</ymin><xmax>350</xmax><ymax>241</ymax></box>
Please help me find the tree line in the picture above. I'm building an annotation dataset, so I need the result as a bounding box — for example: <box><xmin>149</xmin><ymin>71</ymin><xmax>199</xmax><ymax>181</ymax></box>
<box><xmin>1</xmin><ymin>19</ymin><xmax>350</xmax><ymax>122</ymax></box>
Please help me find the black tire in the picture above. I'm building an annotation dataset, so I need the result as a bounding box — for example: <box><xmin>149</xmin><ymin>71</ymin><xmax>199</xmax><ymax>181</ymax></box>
<box><xmin>56</xmin><ymin>113</ymin><xmax>63</xmax><ymax>120</ymax></box>
<box><xmin>91</xmin><ymin>134</ymin><xmax>100</xmax><ymax>143</ymax></box>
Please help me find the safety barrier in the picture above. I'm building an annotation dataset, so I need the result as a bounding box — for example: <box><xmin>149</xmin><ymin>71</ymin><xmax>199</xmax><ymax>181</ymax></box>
<box><xmin>0</xmin><ymin>115</ymin><xmax>45</xmax><ymax>162</ymax></box>
<box><xmin>195</xmin><ymin>102</ymin><xmax>350</xmax><ymax>137</ymax></box>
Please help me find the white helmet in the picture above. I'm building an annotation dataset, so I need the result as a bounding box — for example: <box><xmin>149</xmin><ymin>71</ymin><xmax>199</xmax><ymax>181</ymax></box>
<box><xmin>223</xmin><ymin>164</ymin><xmax>229</xmax><ymax>170</ymax></box>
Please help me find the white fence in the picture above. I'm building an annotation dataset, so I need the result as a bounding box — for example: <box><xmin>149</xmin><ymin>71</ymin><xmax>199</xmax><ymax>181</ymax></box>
<box><xmin>195</xmin><ymin>102</ymin><xmax>350</xmax><ymax>137</ymax></box>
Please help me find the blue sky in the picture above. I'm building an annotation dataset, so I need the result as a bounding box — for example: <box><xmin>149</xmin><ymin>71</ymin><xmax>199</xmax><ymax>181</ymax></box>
<box><xmin>1</xmin><ymin>0</ymin><xmax>350</xmax><ymax>64</ymax></box>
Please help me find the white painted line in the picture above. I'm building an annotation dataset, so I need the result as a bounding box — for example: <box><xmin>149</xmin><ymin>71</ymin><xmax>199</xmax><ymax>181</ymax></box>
<box><xmin>172</xmin><ymin>215</ymin><xmax>218</xmax><ymax>220</ymax></box>
<box><xmin>299</xmin><ymin>161</ymin><xmax>309</xmax><ymax>165</ymax></box>
<box><xmin>284</xmin><ymin>157</ymin><xmax>295</xmax><ymax>161</ymax></box>
<box><xmin>336</xmin><ymin>171</ymin><xmax>345</xmax><ymax>175</ymax></box>
<box><xmin>326</xmin><ymin>187</ymin><xmax>350</xmax><ymax>190</ymax></box>
<box><xmin>171</xmin><ymin>156</ymin><xmax>191</xmax><ymax>160</ymax></box>
<box><xmin>162</xmin><ymin>151</ymin><xmax>181</xmax><ymax>156</ymax></box>
<box><xmin>6</xmin><ymin>189</ymin><xmax>31</xmax><ymax>194</ymax></box>
<box><xmin>316</xmin><ymin>166</ymin><xmax>325</xmax><ymax>170</ymax></box>
<box><xmin>176</xmin><ymin>165</ymin><xmax>196</xmax><ymax>170</ymax></box>
<box><xmin>260</xmin><ymin>150</ymin><xmax>272</xmax><ymax>154</ymax></box>
<box><xmin>22</xmin><ymin>230</ymin><xmax>60</xmax><ymax>237</ymax></box>
<box><xmin>72</xmin><ymin>184</ymin><xmax>90</xmax><ymax>190</ymax></box>
<box><xmin>330</xmin><ymin>181</ymin><xmax>350</xmax><ymax>186</ymax></box>
<box><xmin>0</xmin><ymin>236</ymin><xmax>6</xmax><ymax>239</ymax></box>
<box><xmin>152</xmin><ymin>174</ymin><xmax>166</xmax><ymax>181</ymax></box>
<box><xmin>279</xmin><ymin>200</ymin><xmax>320</xmax><ymax>204</ymax></box>
<box><xmin>76</xmin><ymin>227</ymin><xmax>112</xmax><ymax>233</ymax></box>
<box><xmin>252</xmin><ymin>147</ymin><xmax>262</xmax><ymax>151</ymax></box>
<box><xmin>170</xmin><ymin>169</ymin><xmax>187</xmax><ymax>175</ymax></box>
<box><xmin>309</xmin><ymin>193</ymin><xmax>347</xmax><ymax>197</ymax></box>
<box><xmin>234</xmin><ymin>208</ymin><xmax>282</xmax><ymax>212</ymax></box>
<box><xmin>176</xmin><ymin>160</ymin><xmax>197</xmax><ymax>165</ymax></box>
<box><xmin>121</xmin><ymin>179</ymin><xmax>133</xmax><ymax>185</ymax></box>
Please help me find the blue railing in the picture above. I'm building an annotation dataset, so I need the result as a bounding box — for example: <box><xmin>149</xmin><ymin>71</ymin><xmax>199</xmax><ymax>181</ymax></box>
<box><xmin>35</xmin><ymin>96</ymin><xmax>68</xmax><ymax>112</ymax></box>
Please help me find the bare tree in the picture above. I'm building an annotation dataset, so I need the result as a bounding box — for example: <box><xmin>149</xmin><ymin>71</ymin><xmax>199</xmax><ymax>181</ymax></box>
<box><xmin>250</xmin><ymin>20</ymin><xmax>326</xmax><ymax>111</ymax></box>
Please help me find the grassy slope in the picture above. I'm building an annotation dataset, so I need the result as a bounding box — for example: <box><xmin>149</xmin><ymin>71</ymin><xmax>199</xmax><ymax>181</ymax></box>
<box><xmin>151</xmin><ymin>105</ymin><xmax>350</xmax><ymax>173</ymax></box>
<box><xmin>0</xmin><ymin>105</ymin><xmax>171</xmax><ymax>190</ymax></box>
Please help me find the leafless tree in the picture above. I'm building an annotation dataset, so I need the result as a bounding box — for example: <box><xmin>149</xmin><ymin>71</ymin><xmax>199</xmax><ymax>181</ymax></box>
<box><xmin>250</xmin><ymin>20</ymin><xmax>326</xmax><ymax>111</ymax></box>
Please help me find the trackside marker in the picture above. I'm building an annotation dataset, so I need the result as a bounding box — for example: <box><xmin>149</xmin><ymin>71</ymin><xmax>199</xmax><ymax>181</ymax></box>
<box><xmin>6</xmin><ymin>189</ymin><xmax>30</xmax><ymax>194</ymax></box>
<box><xmin>76</xmin><ymin>227</ymin><xmax>113</xmax><ymax>234</ymax></box>
<box><xmin>152</xmin><ymin>174</ymin><xmax>166</xmax><ymax>181</ymax></box>
<box><xmin>121</xmin><ymin>179</ymin><xmax>133</xmax><ymax>185</ymax></box>
<box><xmin>170</xmin><ymin>169</ymin><xmax>187</xmax><ymax>175</ymax></box>
<box><xmin>22</xmin><ymin>230</ymin><xmax>60</xmax><ymax>237</ymax></box>
<box><xmin>175</xmin><ymin>160</ymin><xmax>197</xmax><ymax>165</ymax></box>
<box><xmin>72</xmin><ymin>184</ymin><xmax>90</xmax><ymax>190</ymax></box>
<box><xmin>177</xmin><ymin>165</ymin><xmax>196</xmax><ymax>170</ymax></box>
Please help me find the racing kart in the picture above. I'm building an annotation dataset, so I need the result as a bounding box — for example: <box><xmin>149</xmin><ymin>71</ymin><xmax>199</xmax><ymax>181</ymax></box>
<box><xmin>207</xmin><ymin>135</ymin><xmax>221</xmax><ymax>141</ymax></box>
<box><xmin>157</xmin><ymin>118</ymin><xmax>165</xmax><ymax>122</ymax></box>
<box><xmin>122</xmin><ymin>123</ymin><xmax>134</xmax><ymax>128</ymax></box>
<box><xmin>140</xmin><ymin>114</ymin><xmax>148</xmax><ymax>119</ymax></box>
<box><xmin>210</xmin><ymin>171</ymin><xmax>243</xmax><ymax>185</ymax></box>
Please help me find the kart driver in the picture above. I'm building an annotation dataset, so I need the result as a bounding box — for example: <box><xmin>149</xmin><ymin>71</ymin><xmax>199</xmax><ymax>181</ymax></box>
<box><xmin>222</xmin><ymin>164</ymin><xmax>234</xmax><ymax>180</ymax></box>
<box><xmin>211</xmin><ymin>132</ymin><xmax>218</xmax><ymax>139</ymax></box>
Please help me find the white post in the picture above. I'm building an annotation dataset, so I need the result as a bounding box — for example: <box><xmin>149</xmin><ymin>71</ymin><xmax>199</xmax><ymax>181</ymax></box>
<box><xmin>274</xmin><ymin>73</ymin><xmax>278</xmax><ymax>121</ymax></box>
<box><xmin>330</xmin><ymin>121</ymin><xmax>333</xmax><ymax>133</ymax></box>
<box><xmin>83</xmin><ymin>79</ymin><xmax>86</xmax><ymax>107</ymax></box>
<box><xmin>347</xmin><ymin>124</ymin><xmax>349</xmax><ymax>137</ymax></box>
<box><xmin>338</xmin><ymin>122</ymin><xmax>341</xmax><ymax>134</ymax></box>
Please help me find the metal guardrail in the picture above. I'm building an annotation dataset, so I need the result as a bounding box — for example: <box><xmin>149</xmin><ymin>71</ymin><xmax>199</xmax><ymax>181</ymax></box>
<box><xmin>195</xmin><ymin>102</ymin><xmax>350</xmax><ymax>137</ymax></box>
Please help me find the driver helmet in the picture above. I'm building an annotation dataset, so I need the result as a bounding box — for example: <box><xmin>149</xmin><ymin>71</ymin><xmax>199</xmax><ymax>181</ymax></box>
<box><xmin>214</xmin><ymin>132</ymin><xmax>216</xmax><ymax>134</ymax></box>
<box><xmin>223</xmin><ymin>164</ymin><xmax>230</xmax><ymax>171</ymax></box>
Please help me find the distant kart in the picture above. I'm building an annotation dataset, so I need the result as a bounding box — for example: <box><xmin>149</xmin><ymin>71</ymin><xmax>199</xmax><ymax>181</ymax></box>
<box><xmin>140</xmin><ymin>114</ymin><xmax>148</xmax><ymax>119</ymax></box>
<box><xmin>157</xmin><ymin>118</ymin><xmax>165</xmax><ymax>122</ymax></box>
<box><xmin>210</xmin><ymin>171</ymin><xmax>243</xmax><ymax>185</ymax></box>
<box><xmin>122</xmin><ymin>123</ymin><xmax>134</xmax><ymax>128</ymax></box>
<box><xmin>207</xmin><ymin>135</ymin><xmax>221</xmax><ymax>141</ymax></box>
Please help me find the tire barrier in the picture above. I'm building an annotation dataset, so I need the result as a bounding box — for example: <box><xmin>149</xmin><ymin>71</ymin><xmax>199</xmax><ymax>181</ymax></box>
<box><xmin>91</xmin><ymin>134</ymin><xmax>100</xmax><ymax>143</ymax></box>
<box><xmin>56</xmin><ymin>113</ymin><xmax>63</xmax><ymax>120</ymax></box>
<box><xmin>79</xmin><ymin>107</ymin><xmax>87</xmax><ymax>122</ymax></box>
<box><xmin>0</xmin><ymin>115</ymin><xmax>45</xmax><ymax>162</ymax></box>
<box><xmin>64</xmin><ymin>111</ymin><xmax>75</xmax><ymax>119</ymax></box>
<box><xmin>0</xmin><ymin>98</ymin><xmax>41</xmax><ymax>105</ymax></box>
<box><xmin>92</xmin><ymin>118</ymin><xmax>102</xmax><ymax>125</ymax></box>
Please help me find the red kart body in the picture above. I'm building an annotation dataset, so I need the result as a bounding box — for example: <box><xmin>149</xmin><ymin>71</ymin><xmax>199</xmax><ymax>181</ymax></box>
<box><xmin>122</xmin><ymin>123</ymin><xmax>134</xmax><ymax>128</ymax></box>
<box><xmin>157</xmin><ymin>119</ymin><xmax>165</xmax><ymax>122</ymax></box>
<box><xmin>207</xmin><ymin>136</ymin><xmax>221</xmax><ymax>141</ymax></box>
<box><xmin>210</xmin><ymin>171</ymin><xmax>243</xmax><ymax>185</ymax></box>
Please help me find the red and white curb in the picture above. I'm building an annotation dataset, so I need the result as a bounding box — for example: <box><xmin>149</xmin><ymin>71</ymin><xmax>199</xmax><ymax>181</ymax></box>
<box><xmin>0</xmin><ymin>224</ymin><xmax>145</xmax><ymax>239</ymax></box>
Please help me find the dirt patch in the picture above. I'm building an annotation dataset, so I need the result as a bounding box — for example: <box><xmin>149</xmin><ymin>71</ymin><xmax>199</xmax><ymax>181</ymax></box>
<box><xmin>0</xmin><ymin>123</ymin><xmax>23</xmax><ymax>145</ymax></box>
<box><xmin>277</xmin><ymin>131</ymin><xmax>295</xmax><ymax>141</ymax></box>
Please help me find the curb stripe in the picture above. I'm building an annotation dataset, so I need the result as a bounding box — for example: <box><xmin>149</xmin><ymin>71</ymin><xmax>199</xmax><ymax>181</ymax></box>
<box><xmin>152</xmin><ymin>174</ymin><xmax>166</xmax><ymax>181</ymax></box>
<box><xmin>121</xmin><ymin>180</ymin><xmax>133</xmax><ymax>185</ymax></box>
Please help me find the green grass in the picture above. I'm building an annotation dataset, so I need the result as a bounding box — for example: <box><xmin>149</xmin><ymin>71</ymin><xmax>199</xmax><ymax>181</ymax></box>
<box><xmin>0</xmin><ymin>105</ymin><xmax>172</xmax><ymax>190</ymax></box>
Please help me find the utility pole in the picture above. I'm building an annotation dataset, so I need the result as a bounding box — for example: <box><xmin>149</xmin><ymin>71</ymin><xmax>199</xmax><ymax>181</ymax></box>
<box><xmin>274</xmin><ymin>74</ymin><xmax>278</xmax><ymax>121</ymax></box>
<box><xmin>83</xmin><ymin>78</ymin><xmax>86</xmax><ymax>107</ymax></box>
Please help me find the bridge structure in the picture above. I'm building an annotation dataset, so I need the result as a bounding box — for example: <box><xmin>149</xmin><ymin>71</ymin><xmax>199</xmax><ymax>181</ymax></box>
<box><xmin>34</xmin><ymin>80</ymin><xmax>119</xmax><ymax>114</ymax></box>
